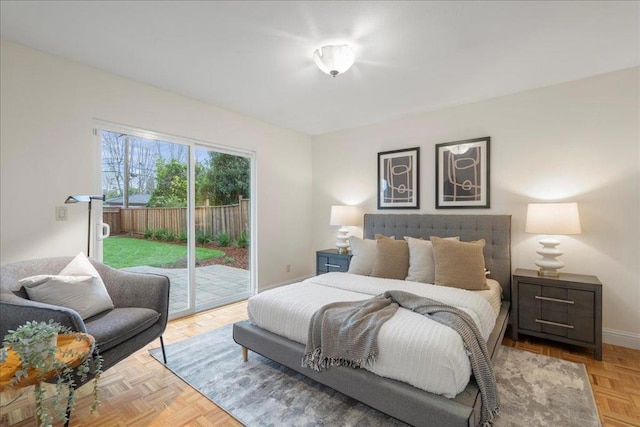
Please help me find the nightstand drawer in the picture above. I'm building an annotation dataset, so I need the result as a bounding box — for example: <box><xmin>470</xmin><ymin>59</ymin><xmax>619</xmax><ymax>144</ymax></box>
<box><xmin>316</xmin><ymin>249</ymin><xmax>352</xmax><ymax>275</ymax></box>
<box><xmin>518</xmin><ymin>308</ymin><xmax>595</xmax><ymax>342</ymax></box>
<box><xmin>318</xmin><ymin>255</ymin><xmax>349</xmax><ymax>273</ymax></box>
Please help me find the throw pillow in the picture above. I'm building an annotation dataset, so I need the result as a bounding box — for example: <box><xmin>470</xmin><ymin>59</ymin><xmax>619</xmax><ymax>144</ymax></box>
<box><xmin>405</xmin><ymin>236</ymin><xmax>459</xmax><ymax>284</ymax></box>
<box><xmin>347</xmin><ymin>236</ymin><xmax>377</xmax><ymax>275</ymax></box>
<box><xmin>431</xmin><ymin>236</ymin><xmax>489</xmax><ymax>290</ymax></box>
<box><xmin>347</xmin><ymin>235</ymin><xmax>394</xmax><ymax>276</ymax></box>
<box><xmin>20</xmin><ymin>253</ymin><xmax>114</xmax><ymax>319</ymax></box>
<box><xmin>371</xmin><ymin>237</ymin><xmax>409</xmax><ymax>280</ymax></box>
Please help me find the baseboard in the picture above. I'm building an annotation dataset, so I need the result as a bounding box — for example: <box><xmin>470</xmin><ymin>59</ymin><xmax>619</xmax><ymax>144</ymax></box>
<box><xmin>603</xmin><ymin>328</ymin><xmax>640</xmax><ymax>350</ymax></box>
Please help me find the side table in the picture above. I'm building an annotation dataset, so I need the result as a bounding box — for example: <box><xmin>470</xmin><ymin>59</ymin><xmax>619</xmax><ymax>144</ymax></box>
<box><xmin>0</xmin><ymin>333</ymin><xmax>95</xmax><ymax>426</ymax></box>
<box><xmin>511</xmin><ymin>268</ymin><xmax>602</xmax><ymax>360</ymax></box>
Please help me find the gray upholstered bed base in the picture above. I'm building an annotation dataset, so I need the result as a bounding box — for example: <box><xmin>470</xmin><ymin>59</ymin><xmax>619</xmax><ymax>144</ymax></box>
<box><xmin>233</xmin><ymin>214</ymin><xmax>511</xmax><ymax>427</ymax></box>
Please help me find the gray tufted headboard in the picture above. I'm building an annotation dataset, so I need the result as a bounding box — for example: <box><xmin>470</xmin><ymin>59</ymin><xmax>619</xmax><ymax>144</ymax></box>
<box><xmin>363</xmin><ymin>214</ymin><xmax>512</xmax><ymax>300</ymax></box>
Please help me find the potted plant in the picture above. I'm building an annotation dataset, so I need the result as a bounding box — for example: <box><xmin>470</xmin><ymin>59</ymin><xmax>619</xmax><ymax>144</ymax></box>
<box><xmin>0</xmin><ymin>320</ymin><xmax>102</xmax><ymax>426</ymax></box>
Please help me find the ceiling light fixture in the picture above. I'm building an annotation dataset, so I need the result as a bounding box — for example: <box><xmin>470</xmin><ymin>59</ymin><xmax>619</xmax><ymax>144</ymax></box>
<box><xmin>313</xmin><ymin>44</ymin><xmax>355</xmax><ymax>77</ymax></box>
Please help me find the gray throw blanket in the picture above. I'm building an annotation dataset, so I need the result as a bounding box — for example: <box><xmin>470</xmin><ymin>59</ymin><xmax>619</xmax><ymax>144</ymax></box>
<box><xmin>302</xmin><ymin>290</ymin><xmax>500</xmax><ymax>426</ymax></box>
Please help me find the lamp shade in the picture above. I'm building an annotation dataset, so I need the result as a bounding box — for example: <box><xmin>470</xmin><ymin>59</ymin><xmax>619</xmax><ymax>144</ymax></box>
<box><xmin>525</xmin><ymin>202</ymin><xmax>582</xmax><ymax>235</ymax></box>
<box><xmin>65</xmin><ymin>195</ymin><xmax>105</xmax><ymax>204</ymax></box>
<box><xmin>329</xmin><ymin>205</ymin><xmax>358</xmax><ymax>226</ymax></box>
<box><xmin>313</xmin><ymin>45</ymin><xmax>355</xmax><ymax>77</ymax></box>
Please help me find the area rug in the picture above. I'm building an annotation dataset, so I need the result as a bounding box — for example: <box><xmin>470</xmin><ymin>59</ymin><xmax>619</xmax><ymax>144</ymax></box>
<box><xmin>150</xmin><ymin>324</ymin><xmax>600</xmax><ymax>427</ymax></box>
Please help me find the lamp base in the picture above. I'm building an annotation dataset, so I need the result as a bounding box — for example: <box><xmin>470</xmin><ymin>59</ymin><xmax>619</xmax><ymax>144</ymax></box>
<box><xmin>335</xmin><ymin>226</ymin><xmax>350</xmax><ymax>254</ymax></box>
<box><xmin>537</xmin><ymin>268</ymin><xmax>560</xmax><ymax>278</ymax></box>
<box><xmin>534</xmin><ymin>237</ymin><xmax>564</xmax><ymax>277</ymax></box>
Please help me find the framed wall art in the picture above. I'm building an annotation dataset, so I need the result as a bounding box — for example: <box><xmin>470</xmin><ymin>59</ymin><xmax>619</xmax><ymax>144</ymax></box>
<box><xmin>378</xmin><ymin>147</ymin><xmax>420</xmax><ymax>209</ymax></box>
<box><xmin>435</xmin><ymin>137</ymin><xmax>490</xmax><ymax>209</ymax></box>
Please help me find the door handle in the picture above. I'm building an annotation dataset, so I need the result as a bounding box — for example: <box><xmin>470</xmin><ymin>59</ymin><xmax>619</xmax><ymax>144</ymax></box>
<box><xmin>97</xmin><ymin>223</ymin><xmax>111</xmax><ymax>240</ymax></box>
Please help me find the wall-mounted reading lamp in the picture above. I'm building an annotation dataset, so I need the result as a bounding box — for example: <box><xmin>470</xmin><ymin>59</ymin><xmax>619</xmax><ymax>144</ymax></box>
<box><xmin>65</xmin><ymin>194</ymin><xmax>106</xmax><ymax>257</ymax></box>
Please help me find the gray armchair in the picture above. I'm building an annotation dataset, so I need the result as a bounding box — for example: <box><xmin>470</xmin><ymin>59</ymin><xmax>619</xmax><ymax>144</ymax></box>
<box><xmin>0</xmin><ymin>256</ymin><xmax>170</xmax><ymax>382</ymax></box>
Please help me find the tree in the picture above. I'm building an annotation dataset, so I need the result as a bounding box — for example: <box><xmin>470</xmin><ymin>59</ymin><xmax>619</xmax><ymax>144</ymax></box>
<box><xmin>207</xmin><ymin>153</ymin><xmax>250</xmax><ymax>205</ymax></box>
<box><xmin>105</xmin><ymin>135</ymin><xmax>250</xmax><ymax>208</ymax></box>
<box><xmin>102</xmin><ymin>131</ymin><xmax>126</xmax><ymax>197</ymax></box>
<box><xmin>195</xmin><ymin>161</ymin><xmax>210</xmax><ymax>206</ymax></box>
<box><xmin>101</xmin><ymin>131</ymin><xmax>159</xmax><ymax>202</ymax></box>
<box><xmin>147</xmin><ymin>159</ymin><xmax>188</xmax><ymax>207</ymax></box>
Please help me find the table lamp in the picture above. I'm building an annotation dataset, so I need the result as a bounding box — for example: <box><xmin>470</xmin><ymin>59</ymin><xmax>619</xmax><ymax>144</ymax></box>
<box><xmin>329</xmin><ymin>205</ymin><xmax>358</xmax><ymax>254</ymax></box>
<box><xmin>525</xmin><ymin>202</ymin><xmax>581</xmax><ymax>277</ymax></box>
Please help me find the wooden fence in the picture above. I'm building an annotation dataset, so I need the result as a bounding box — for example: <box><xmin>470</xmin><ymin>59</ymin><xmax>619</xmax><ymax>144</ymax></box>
<box><xmin>103</xmin><ymin>198</ymin><xmax>249</xmax><ymax>240</ymax></box>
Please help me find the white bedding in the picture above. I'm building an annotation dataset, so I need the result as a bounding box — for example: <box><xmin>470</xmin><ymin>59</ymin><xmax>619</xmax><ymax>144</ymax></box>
<box><xmin>475</xmin><ymin>278</ymin><xmax>503</xmax><ymax>315</ymax></box>
<box><xmin>248</xmin><ymin>272</ymin><xmax>499</xmax><ymax>398</ymax></box>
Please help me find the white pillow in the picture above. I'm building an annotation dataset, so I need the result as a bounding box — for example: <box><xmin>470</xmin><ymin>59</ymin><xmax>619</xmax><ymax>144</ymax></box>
<box><xmin>405</xmin><ymin>236</ymin><xmax>459</xmax><ymax>284</ymax></box>
<box><xmin>347</xmin><ymin>236</ymin><xmax>377</xmax><ymax>276</ymax></box>
<box><xmin>20</xmin><ymin>253</ymin><xmax>114</xmax><ymax>320</ymax></box>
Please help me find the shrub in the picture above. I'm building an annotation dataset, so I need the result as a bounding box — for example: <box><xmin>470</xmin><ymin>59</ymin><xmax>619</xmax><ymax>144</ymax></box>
<box><xmin>153</xmin><ymin>228</ymin><xmax>170</xmax><ymax>240</ymax></box>
<box><xmin>224</xmin><ymin>257</ymin><xmax>234</xmax><ymax>264</ymax></box>
<box><xmin>236</xmin><ymin>229</ymin><xmax>249</xmax><ymax>248</ymax></box>
<box><xmin>196</xmin><ymin>231</ymin><xmax>212</xmax><ymax>245</ymax></box>
<box><xmin>216</xmin><ymin>233</ymin><xmax>231</xmax><ymax>247</ymax></box>
<box><xmin>178</xmin><ymin>231</ymin><xmax>188</xmax><ymax>243</ymax></box>
<box><xmin>163</xmin><ymin>230</ymin><xmax>176</xmax><ymax>242</ymax></box>
<box><xmin>143</xmin><ymin>229</ymin><xmax>154</xmax><ymax>239</ymax></box>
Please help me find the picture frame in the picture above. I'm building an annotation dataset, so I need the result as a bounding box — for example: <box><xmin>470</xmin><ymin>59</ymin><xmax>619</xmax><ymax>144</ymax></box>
<box><xmin>378</xmin><ymin>147</ymin><xmax>420</xmax><ymax>209</ymax></box>
<box><xmin>435</xmin><ymin>137</ymin><xmax>490</xmax><ymax>209</ymax></box>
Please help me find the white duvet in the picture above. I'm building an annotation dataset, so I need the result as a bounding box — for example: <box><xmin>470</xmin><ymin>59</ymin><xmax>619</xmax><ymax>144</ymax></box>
<box><xmin>248</xmin><ymin>272</ymin><xmax>498</xmax><ymax>398</ymax></box>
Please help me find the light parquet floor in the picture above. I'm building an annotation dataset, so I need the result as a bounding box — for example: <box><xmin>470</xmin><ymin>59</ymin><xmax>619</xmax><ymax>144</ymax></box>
<box><xmin>1</xmin><ymin>300</ymin><xmax>638</xmax><ymax>426</ymax></box>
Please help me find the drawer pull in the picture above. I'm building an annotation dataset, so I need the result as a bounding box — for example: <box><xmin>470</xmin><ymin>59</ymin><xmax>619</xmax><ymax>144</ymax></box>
<box><xmin>535</xmin><ymin>296</ymin><xmax>574</xmax><ymax>304</ymax></box>
<box><xmin>535</xmin><ymin>319</ymin><xmax>574</xmax><ymax>329</ymax></box>
<box><xmin>325</xmin><ymin>263</ymin><xmax>341</xmax><ymax>268</ymax></box>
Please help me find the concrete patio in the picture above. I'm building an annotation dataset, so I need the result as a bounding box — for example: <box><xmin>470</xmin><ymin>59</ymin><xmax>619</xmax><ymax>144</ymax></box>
<box><xmin>123</xmin><ymin>264</ymin><xmax>250</xmax><ymax>314</ymax></box>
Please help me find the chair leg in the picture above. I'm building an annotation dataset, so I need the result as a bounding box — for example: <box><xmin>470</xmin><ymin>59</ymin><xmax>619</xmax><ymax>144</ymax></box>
<box><xmin>160</xmin><ymin>335</ymin><xmax>167</xmax><ymax>364</ymax></box>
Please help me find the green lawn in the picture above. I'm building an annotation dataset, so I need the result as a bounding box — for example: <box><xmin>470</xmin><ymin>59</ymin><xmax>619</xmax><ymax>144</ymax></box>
<box><xmin>103</xmin><ymin>236</ymin><xmax>225</xmax><ymax>269</ymax></box>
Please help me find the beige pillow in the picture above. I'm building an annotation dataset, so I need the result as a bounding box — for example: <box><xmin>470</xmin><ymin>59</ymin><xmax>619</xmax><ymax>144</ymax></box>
<box><xmin>405</xmin><ymin>236</ymin><xmax>459</xmax><ymax>284</ymax></box>
<box><xmin>21</xmin><ymin>253</ymin><xmax>114</xmax><ymax>319</ymax></box>
<box><xmin>376</xmin><ymin>234</ymin><xmax>393</xmax><ymax>239</ymax></box>
<box><xmin>431</xmin><ymin>236</ymin><xmax>489</xmax><ymax>290</ymax></box>
<box><xmin>371</xmin><ymin>237</ymin><xmax>409</xmax><ymax>280</ymax></box>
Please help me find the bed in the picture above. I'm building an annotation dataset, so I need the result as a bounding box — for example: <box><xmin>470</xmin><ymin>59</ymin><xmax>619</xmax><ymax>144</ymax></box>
<box><xmin>233</xmin><ymin>214</ymin><xmax>511</xmax><ymax>427</ymax></box>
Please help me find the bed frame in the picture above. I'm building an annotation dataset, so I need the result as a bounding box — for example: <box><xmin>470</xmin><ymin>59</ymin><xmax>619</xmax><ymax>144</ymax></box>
<box><xmin>233</xmin><ymin>214</ymin><xmax>511</xmax><ymax>427</ymax></box>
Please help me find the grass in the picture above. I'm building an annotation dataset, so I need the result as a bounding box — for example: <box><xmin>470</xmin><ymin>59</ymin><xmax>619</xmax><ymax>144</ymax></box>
<box><xmin>103</xmin><ymin>236</ymin><xmax>225</xmax><ymax>269</ymax></box>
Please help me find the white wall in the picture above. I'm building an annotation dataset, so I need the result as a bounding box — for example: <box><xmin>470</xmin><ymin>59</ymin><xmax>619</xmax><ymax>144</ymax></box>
<box><xmin>312</xmin><ymin>68</ymin><xmax>640</xmax><ymax>349</ymax></box>
<box><xmin>0</xmin><ymin>40</ymin><xmax>314</xmax><ymax>289</ymax></box>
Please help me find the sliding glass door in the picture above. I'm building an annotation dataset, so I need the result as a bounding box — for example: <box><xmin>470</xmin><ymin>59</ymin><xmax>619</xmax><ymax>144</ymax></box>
<box><xmin>193</xmin><ymin>146</ymin><xmax>251</xmax><ymax>311</ymax></box>
<box><xmin>96</xmin><ymin>124</ymin><xmax>253</xmax><ymax>318</ymax></box>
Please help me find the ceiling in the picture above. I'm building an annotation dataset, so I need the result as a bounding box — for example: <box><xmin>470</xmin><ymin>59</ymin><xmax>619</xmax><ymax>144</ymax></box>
<box><xmin>1</xmin><ymin>1</ymin><xmax>638</xmax><ymax>136</ymax></box>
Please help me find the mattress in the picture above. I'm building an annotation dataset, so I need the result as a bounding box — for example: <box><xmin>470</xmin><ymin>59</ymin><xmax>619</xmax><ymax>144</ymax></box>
<box><xmin>248</xmin><ymin>272</ymin><xmax>499</xmax><ymax>398</ymax></box>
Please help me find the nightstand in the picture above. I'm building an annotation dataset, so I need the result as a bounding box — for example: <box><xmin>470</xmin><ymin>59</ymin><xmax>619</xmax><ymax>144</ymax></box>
<box><xmin>511</xmin><ymin>268</ymin><xmax>602</xmax><ymax>360</ymax></box>
<box><xmin>316</xmin><ymin>249</ymin><xmax>352</xmax><ymax>275</ymax></box>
